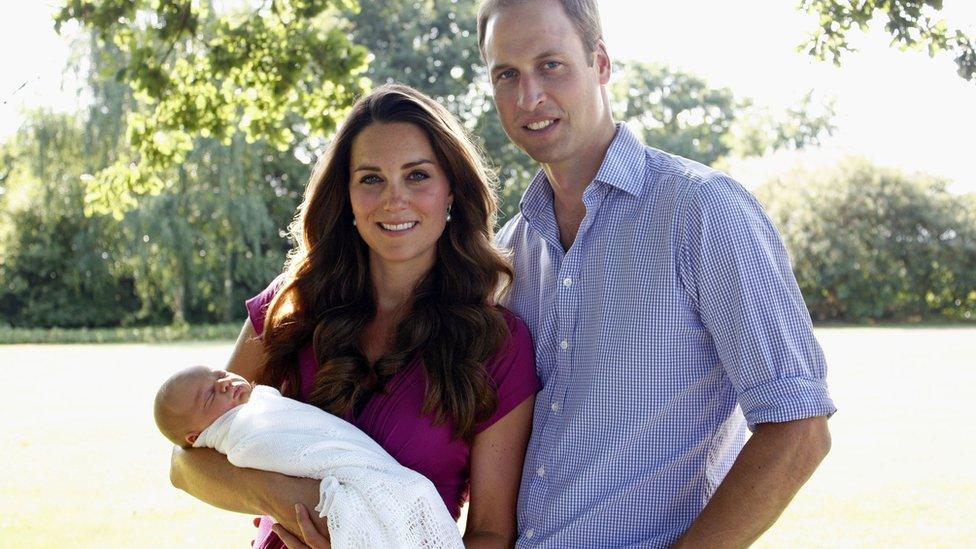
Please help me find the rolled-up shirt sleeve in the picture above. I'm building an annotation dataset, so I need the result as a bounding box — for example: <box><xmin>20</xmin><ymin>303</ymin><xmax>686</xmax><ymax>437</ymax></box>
<box><xmin>679</xmin><ymin>174</ymin><xmax>836</xmax><ymax>428</ymax></box>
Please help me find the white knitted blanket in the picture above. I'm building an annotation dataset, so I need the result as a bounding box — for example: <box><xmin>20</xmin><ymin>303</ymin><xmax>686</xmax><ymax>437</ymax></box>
<box><xmin>194</xmin><ymin>385</ymin><xmax>463</xmax><ymax>548</ymax></box>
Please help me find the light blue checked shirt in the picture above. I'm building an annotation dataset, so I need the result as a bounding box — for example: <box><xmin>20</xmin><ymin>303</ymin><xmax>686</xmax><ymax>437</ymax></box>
<box><xmin>496</xmin><ymin>124</ymin><xmax>836</xmax><ymax>548</ymax></box>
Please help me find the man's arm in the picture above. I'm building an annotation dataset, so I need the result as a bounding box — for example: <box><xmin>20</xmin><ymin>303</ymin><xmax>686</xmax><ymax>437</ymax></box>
<box><xmin>672</xmin><ymin>416</ymin><xmax>831</xmax><ymax>548</ymax></box>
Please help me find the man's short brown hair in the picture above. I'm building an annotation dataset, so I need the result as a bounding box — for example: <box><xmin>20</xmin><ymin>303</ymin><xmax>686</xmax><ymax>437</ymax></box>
<box><xmin>477</xmin><ymin>0</ymin><xmax>604</xmax><ymax>61</ymax></box>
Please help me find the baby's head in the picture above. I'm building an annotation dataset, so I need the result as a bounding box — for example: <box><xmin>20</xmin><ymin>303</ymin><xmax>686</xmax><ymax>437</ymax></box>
<box><xmin>154</xmin><ymin>365</ymin><xmax>254</xmax><ymax>448</ymax></box>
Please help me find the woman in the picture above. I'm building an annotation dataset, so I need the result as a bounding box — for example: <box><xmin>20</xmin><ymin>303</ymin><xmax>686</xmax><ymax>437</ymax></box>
<box><xmin>169</xmin><ymin>84</ymin><xmax>539</xmax><ymax>548</ymax></box>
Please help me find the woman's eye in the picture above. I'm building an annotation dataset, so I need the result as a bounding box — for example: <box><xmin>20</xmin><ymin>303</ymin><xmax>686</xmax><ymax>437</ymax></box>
<box><xmin>407</xmin><ymin>170</ymin><xmax>430</xmax><ymax>181</ymax></box>
<box><xmin>359</xmin><ymin>174</ymin><xmax>382</xmax><ymax>184</ymax></box>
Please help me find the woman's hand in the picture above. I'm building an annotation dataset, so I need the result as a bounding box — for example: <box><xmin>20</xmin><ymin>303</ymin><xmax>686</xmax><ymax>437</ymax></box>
<box><xmin>272</xmin><ymin>504</ymin><xmax>332</xmax><ymax>549</ymax></box>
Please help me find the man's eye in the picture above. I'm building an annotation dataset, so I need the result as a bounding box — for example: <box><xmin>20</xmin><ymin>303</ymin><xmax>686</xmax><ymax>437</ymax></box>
<box><xmin>543</xmin><ymin>61</ymin><xmax>561</xmax><ymax>70</ymax></box>
<box><xmin>496</xmin><ymin>69</ymin><xmax>516</xmax><ymax>81</ymax></box>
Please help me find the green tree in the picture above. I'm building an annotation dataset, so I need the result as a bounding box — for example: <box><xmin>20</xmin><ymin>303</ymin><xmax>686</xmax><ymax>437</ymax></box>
<box><xmin>118</xmin><ymin>132</ymin><xmax>305</xmax><ymax>325</ymax></box>
<box><xmin>756</xmin><ymin>158</ymin><xmax>976</xmax><ymax>321</ymax></box>
<box><xmin>55</xmin><ymin>0</ymin><xmax>369</xmax><ymax>218</ymax></box>
<box><xmin>0</xmin><ymin>111</ymin><xmax>139</xmax><ymax>328</ymax></box>
<box><xmin>610</xmin><ymin>62</ymin><xmax>835</xmax><ymax>171</ymax></box>
<box><xmin>799</xmin><ymin>0</ymin><xmax>976</xmax><ymax>81</ymax></box>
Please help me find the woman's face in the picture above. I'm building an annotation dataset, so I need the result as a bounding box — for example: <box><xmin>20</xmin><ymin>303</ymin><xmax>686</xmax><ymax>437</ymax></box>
<box><xmin>348</xmin><ymin>122</ymin><xmax>454</xmax><ymax>275</ymax></box>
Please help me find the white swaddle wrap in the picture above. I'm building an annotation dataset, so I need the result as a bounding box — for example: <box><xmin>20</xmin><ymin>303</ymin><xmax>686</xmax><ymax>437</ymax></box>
<box><xmin>193</xmin><ymin>385</ymin><xmax>463</xmax><ymax>548</ymax></box>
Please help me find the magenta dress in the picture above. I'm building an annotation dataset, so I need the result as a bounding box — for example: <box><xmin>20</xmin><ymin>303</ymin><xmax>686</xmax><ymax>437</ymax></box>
<box><xmin>244</xmin><ymin>278</ymin><xmax>540</xmax><ymax>549</ymax></box>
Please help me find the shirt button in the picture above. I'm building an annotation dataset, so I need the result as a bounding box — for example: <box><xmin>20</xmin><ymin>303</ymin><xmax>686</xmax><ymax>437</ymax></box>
<box><xmin>537</xmin><ymin>466</ymin><xmax>546</xmax><ymax>477</ymax></box>
<box><xmin>562</xmin><ymin>277</ymin><xmax>573</xmax><ymax>287</ymax></box>
<box><xmin>560</xmin><ymin>340</ymin><xmax>569</xmax><ymax>350</ymax></box>
<box><xmin>525</xmin><ymin>529</ymin><xmax>535</xmax><ymax>539</ymax></box>
<box><xmin>551</xmin><ymin>402</ymin><xmax>560</xmax><ymax>413</ymax></box>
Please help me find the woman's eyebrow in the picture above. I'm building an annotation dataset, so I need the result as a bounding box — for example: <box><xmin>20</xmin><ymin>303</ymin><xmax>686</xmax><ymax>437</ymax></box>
<box><xmin>401</xmin><ymin>159</ymin><xmax>433</xmax><ymax>169</ymax></box>
<box><xmin>353</xmin><ymin>159</ymin><xmax>434</xmax><ymax>172</ymax></box>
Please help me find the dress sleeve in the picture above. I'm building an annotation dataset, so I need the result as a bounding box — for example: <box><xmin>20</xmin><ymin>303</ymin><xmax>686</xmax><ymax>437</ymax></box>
<box><xmin>677</xmin><ymin>175</ymin><xmax>836</xmax><ymax>429</ymax></box>
<box><xmin>475</xmin><ymin>309</ymin><xmax>541</xmax><ymax>434</ymax></box>
<box><xmin>245</xmin><ymin>274</ymin><xmax>288</xmax><ymax>338</ymax></box>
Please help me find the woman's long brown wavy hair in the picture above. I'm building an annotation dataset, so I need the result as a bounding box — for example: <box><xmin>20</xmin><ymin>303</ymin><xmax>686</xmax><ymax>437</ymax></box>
<box><xmin>257</xmin><ymin>84</ymin><xmax>513</xmax><ymax>441</ymax></box>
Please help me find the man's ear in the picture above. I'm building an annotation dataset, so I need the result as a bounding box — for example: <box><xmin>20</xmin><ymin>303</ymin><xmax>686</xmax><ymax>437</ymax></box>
<box><xmin>595</xmin><ymin>39</ymin><xmax>611</xmax><ymax>85</ymax></box>
<box><xmin>185</xmin><ymin>432</ymin><xmax>199</xmax><ymax>445</ymax></box>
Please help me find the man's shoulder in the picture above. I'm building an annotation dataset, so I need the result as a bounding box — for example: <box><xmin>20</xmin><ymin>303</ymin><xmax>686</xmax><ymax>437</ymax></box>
<box><xmin>494</xmin><ymin>211</ymin><xmax>535</xmax><ymax>250</ymax></box>
<box><xmin>643</xmin><ymin>145</ymin><xmax>728</xmax><ymax>190</ymax></box>
<box><xmin>638</xmin><ymin>144</ymin><xmax>758</xmax><ymax>213</ymax></box>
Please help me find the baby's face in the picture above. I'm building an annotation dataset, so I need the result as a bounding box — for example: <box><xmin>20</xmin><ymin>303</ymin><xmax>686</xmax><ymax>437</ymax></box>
<box><xmin>174</xmin><ymin>367</ymin><xmax>253</xmax><ymax>434</ymax></box>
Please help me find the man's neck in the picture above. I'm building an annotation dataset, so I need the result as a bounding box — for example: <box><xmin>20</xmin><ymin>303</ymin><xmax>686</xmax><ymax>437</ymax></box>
<box><xmin>541</xmin><ymin>122</ymin><xmax>616</xmax><ymax>200</ymax></box>
<box><xmin>541</xmin><ymin>120</ymin><xmax>617</xmax><ymax>250</ymax></box>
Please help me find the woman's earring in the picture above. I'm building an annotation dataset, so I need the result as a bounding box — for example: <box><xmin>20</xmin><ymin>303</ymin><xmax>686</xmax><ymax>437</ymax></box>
<box><xmin>446</xmin><ymin>206</ymin><xmax>452</xmax><ymax>222</ymax></box>
<box><xmin>352</xmin><ymin>218</ymin><xmax>357</xmax><ymax>226</ymax></box>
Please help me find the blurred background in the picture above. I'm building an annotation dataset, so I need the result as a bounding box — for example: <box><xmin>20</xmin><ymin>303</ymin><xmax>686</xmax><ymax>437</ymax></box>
<box><xmin>1</xmin><ymin>0</ymin><xmax>973</xmax><ymax>331</ymax></box>
<box><xmin>1</xmin><ymin>1</ymin><xmax>974</xmax><ymax>547</ymax></box>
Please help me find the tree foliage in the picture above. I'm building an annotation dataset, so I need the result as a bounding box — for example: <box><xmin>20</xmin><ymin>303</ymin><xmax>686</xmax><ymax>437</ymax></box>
<box><xmin>0</xmin><ymin>111</ymin><xmax>139</xmax><ymax>327</ymax></box>
<box><xmin>0</xmin><ymin>33</ymin><xmax>307</xmax><ymax>328</ymax></box>
<box><xmin>2</xmin><ymin>0</ymin><xmax>859</xmax><ymax>328</ymax></box>
<box><xmin>610</xmin><ymin>62</ymin><xmax>835</xmax><ymax>174</ymax></box>
<box><xmin>799</xmin><ymin>0</ymin><xmax>976</xmax><ymax>81</ymax></box>
<box><xmin>757</xmin><ymin>158</ymin><xmax>976</xmax><ymax>321</ymax></box>
<box><xmin>55</xmin><ymin>0</ymin><xmax>369</xmax><ymax>217</ymax></box>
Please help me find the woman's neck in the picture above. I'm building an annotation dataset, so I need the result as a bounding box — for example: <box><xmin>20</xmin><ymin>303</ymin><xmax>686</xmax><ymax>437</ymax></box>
<box><xmin>368</xmin><ymin>255</ymin><xmax>433</xmax><ymax>315</ymax></box>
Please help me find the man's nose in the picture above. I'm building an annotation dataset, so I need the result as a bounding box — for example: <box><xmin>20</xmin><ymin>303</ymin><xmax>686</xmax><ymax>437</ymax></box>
<box><xmin>517</xmin><ymin>76</ymin><xmax>545</xmax><ymax>111</ymax></box>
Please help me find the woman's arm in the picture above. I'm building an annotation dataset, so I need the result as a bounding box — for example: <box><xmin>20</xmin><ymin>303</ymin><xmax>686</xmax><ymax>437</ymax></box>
<box><xmin>224</xmin><ymin>317</ymin><xmax>266</xmax><ymax>381</ymax></box>
<box><xmin>168</xmin><ymin>318</ymin><xmax>326</xmax><ymax>538</ymax></box>
<box><xmin>463</xmin><ymin>396</ymin><xmax>535</xmax><ymax>548</ymax></box>
<box><xmin>170</xmin><ymin>445</ymin><xmax>324</xmax><ymax>536</ymax></box>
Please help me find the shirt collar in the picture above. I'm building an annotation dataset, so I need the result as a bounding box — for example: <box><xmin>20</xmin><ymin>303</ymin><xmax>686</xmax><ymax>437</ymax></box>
<box><xmin>519</xmin><ymin>123</ymin><xmax>646</xmax><ymax>221</ymax></box>
<box><xmin>593</xmin><ymin>123</ymin><xmax>647</xmax><ymax>197</ymax></box>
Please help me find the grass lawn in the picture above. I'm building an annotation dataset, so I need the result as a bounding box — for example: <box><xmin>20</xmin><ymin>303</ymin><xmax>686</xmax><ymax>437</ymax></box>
<box><xmin>1</xmin><ymin>327</ymin><xmax>974</xmax><ymax>547</ymax></box>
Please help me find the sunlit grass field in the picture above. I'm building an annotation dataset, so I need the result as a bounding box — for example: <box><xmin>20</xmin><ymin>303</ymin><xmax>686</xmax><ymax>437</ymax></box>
<box><xmin>2</xmin><ymin>327</ymin><xmax>974</xmax><ymax>547</ymax></box>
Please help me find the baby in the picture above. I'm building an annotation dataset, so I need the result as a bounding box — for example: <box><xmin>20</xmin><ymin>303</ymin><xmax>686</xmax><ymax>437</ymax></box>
<box><xmin>154</xmin><ymin>365</ymin><xmax>463</xmax><ymax>548</ymax></box>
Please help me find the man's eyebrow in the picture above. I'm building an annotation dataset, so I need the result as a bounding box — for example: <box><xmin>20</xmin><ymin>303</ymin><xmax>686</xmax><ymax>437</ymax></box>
<box><xmin>533</xmin><ymin>49</ymin><xmax>563</xmax><ymax>61</ymax></box>
<box><xmin>490</xmin><ymin>50</ymin><xmax>563</xmax><ymax>73</ymax></box>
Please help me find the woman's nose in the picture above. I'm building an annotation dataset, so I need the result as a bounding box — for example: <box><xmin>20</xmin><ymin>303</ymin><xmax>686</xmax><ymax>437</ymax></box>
<box><xmin>382</xmin><ymin>181</ymin><xmax>407</xmax><ymax>209</ymax></box>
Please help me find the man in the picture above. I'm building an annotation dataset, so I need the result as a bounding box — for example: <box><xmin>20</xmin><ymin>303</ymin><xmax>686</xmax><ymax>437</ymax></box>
<box><xmin>478</xmin><ymin>0</ymin><xmax>837</xmax><ymax>547</ymax></box>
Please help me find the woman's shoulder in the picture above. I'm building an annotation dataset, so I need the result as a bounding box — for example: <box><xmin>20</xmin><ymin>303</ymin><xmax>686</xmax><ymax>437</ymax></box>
<box><xmin>496</xmin><ymin>306</ymin><xmax>532</xmax><ymax>344</ymax></box>
<box><xmin>245</xmin><ymin>273</ymin><xmax>289</xmax><ymax>337</ymax></box>
<box><xmin>484</xmin><ymin>306</ymin><xmax>536</xmax><ymax>376</ymax></box>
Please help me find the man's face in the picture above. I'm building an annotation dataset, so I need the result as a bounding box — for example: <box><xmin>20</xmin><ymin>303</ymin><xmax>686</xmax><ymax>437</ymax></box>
<box><xmin>483</xmin><ymin>0</ymin><xmax>611</xmax><ymax>168</ymax></box>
